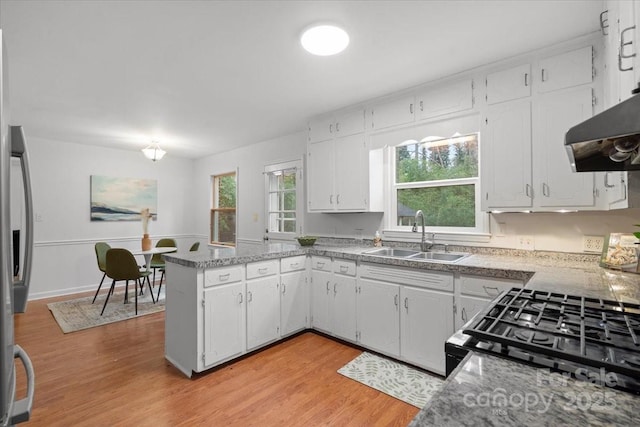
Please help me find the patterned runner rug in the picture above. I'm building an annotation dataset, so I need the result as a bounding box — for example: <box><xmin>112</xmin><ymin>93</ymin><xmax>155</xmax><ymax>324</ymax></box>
<box><xmin>47</xmin><ymin>287</ymin><xmax>165</xmax><ymax>333</ymax></box>
<box><xmin>337</xmin><ymin>352</ymin><xmax>443</xmax><ymax>409</ymax></box>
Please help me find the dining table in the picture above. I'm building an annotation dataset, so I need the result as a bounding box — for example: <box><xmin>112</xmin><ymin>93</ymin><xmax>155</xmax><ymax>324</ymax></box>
<box><xmin>126</xmin><ymin>246</ymin><xmax>177</xmax><ymax>303</ymax></box>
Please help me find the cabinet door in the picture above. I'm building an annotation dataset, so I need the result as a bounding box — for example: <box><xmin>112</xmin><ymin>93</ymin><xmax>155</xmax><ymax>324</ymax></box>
<box><xmin>307</xmin><ymin>140</ymin><xmax>334</xmax><ymax>211</ymax></box>
<box><xmin>335</xmin><ymin>109</ymin><xmax>365</xmax><ymax>137</ymax></box>
<box><xmin>311</xmin><ymin>270</ymin><xmax>332</xmax><ymax>332</ymax></box>
<box><xmin>486</xmin><ymin>63</ymin><xmax>531</xmax><ymax>104</ymax></box>
<box><xmin>456</xmin><ymin>295</ymin><xmax>492</xmax><ymax>331</ymax></box>
<box><xmin>334</xmin><ymin>133</ymin><xmax>367</xmax><ymax>211</ymax></box>
<box><xmin>280</xmin><ymin>271</ymin><xmax>308</xmax><ymax>336</ymax></box>
<box><xmin>400</xmin><ymin>287</ymin><xmax>453</xmax><ymax>375</ymax></box>
<box><xmin>246</xmin><ymin>277</ymin><xmax>280</xmax><ymax>350</ymax></box>
<box><xmin>534</xmin><ymin>86</ymin><xmax>595</xmax><ymax>208</ymax></box>
<box><xmin>368</xmin><ymin>95</ymin><xmax>416</xmax><ymax>130</ymax></box>
<box><xmin>357</xmin><ymin>278</ymin><xmax>400</xmax><ymax>357</ymax></box>
<box><xmin>481</xmin><ymin>99</ymin><xmax>533</xmax><ymax>210</ymax></box>
<box><xmin>308</xmin><ymin>116</ymin><xmax>334</xmax><ymax>143</ymax></box>
<box><xmin>416</xmin><ymin>79</ymin><xmax>473</xmax><ymax>120</ymax></box>
<box><xmin>203</xmin><ymin>282</ymin><xmax>245</xmax><ymax>367</ymax></box>
<box><xmin>538</xmin><ymin>46</ymin><xmax>593</xmax><ymax>93</ymax></box>
<box><xmin>331</xmin><ymin>275</ymin><xmax>357</xmax><ymax>341</ymax></box>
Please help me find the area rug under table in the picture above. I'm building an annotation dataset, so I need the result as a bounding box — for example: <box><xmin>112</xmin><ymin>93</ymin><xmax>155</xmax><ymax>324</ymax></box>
<box><xmin>47</xmin><ymin>287</ymin><xmax>165</xmax><ymax>333</ymax></box>
<box><xmin>338</xmin><ymin>352</ymin><xmax>444</xmax><ymax>409</ymax></box>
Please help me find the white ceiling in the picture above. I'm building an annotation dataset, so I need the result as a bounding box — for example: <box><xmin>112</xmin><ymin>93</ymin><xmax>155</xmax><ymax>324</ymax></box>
<box><xmin>0</xmin><ymin>0</ymin><xmax>603</xmax><ymax>159</ymax></box>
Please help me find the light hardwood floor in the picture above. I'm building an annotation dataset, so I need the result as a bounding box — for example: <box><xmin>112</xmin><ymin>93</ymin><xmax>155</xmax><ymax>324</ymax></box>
<box><xmin>13</xmin><ymin>292</ymin><xmax>419</xmax><ymax>426</ymax></box>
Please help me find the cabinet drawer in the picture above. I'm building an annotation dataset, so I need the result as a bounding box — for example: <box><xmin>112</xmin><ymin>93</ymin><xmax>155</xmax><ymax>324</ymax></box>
<box><xmin>359</xmin><ymin>263</ymin><xmax>453</xmax><ymax>292</ymax></box>
<box><xmin>246</xmin><ymin>260</ymin><xmax>279</xmax><ymax>279</ymax></box>
<box><xmin>204</xmin><ymin>265</ymin><xmax>244</xmax><ymax>288</ymax></box>
<box><xmin>311</xmin><ymin>256</ymin><xmax>332</xmax><ymax>272</ymax></box>
<box><xmin>280</xmin><ymin>255</ymin><xmax>307</xmax><ymax>273</ymax></box>
<box><xmin>333</xmin><ymin>259</ymin><xmax>356</xmax><ymax>276</ymax></box>
<box><xmin>459</xmin><ymin>275</ymin><xmax>522</xmax><ymax>299</ymax></box>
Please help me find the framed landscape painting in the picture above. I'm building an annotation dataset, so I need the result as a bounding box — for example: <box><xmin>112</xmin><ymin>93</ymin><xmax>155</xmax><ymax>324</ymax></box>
<box><xmin>90</xmin><ymin>176</ymin><xmax>158</xmax><ymax>221</ymax></box>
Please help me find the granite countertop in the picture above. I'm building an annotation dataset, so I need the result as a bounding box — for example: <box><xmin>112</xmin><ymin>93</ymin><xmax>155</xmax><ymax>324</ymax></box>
<box><xmin>165</xmin><ymin>242</ymin><xmax>640</xmax><ymax>303</ymax></box>
<box><xmin>409</xmin><ymin>352</ymin><xmax>640</xmax><ymax>427</ymax></box>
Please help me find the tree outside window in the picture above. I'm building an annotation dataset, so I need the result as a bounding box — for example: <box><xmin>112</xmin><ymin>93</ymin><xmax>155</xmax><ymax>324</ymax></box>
<box><xmin>394</xmin><ymin>133</ymin><xmax>479</xmax><ymax>229</ymax></box>
<box><xmin>211</xmin><ymin>172</ymin><xmax>236</xmax><ymax>245</ymax></box>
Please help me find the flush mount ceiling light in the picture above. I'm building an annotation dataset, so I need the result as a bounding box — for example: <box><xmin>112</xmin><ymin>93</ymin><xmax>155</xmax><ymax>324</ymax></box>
<box><xmin>142</xmin><ymin>141</ymin><xmax>166</xmax><ymax>162</ymax></box>
<box><xmin>300</xmin><ymin>24</ymin><xmax>349</xmax><ymax>56</ymax></box>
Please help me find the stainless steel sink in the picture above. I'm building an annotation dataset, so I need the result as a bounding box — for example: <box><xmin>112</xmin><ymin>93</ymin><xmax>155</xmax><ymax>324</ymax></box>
<box><xmin>362</xmin><ymin>247</ymin><xmax>469</xmax><ymax>263</ymax></box>
<box><xmin>407</xmin><ymin>251</ymin><xmax>469</xmax><ymax>263</ymax></box>
<box><xmin>362</xmin><ymin>248</ymin><xmax>421</xmax><ymax>258</ymax></box>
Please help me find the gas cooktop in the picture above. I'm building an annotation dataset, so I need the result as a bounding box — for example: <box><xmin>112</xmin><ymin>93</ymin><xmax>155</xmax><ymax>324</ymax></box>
<box><xmin>459</xmin><ymin>288</ymin><xmax>640</xmax><ymax>393</ymax></box>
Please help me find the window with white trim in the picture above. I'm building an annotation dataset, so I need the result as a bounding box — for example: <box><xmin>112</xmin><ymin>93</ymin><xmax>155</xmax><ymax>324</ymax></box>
<box><xmin>264</xmin><ymin>160</ymin><xmax>304</xmax><ymax>241</ymax></box>
<box><xmin>211</xmin><ymin>172</ymin><xmax>236</xmax><ymax>246</ymax></box>
<box><xmin>391</xmin><ymin>133</ymin><xmax>483</xmax><ymax>233</ymax></box>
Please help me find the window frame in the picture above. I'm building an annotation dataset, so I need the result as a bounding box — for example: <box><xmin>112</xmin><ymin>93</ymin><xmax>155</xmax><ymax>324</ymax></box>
<box><xmin>264</xmin><ymin>159</ymin><xmax>304</xmax><ymax>242</ymax></box>
<box><xmin>386</xmin><ymin>132</ymin><xmax>489</xmax><ymax>241</ymax></box>
<box><xmin>210</xmin><ymin>171</ymin><xmax>237</xmax><ymax>246</ymax></box>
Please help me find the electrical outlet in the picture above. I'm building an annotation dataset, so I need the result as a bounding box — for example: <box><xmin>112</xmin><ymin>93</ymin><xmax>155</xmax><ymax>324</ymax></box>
<box><xmin>518</xmin><ymin>235</ymin><xmax>534</xmax><ymax>250</ymax></box>
<box><xmin>582</xmin><ymin>235</ymin><xmax>605</xmax><ymax>253</ymax></box>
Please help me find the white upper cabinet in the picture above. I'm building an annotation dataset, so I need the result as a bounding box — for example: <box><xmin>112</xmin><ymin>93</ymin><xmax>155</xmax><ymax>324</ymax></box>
<box><xmin>481</xmin><ymin>43</ymin><xmax>599</xmax><ymax>212</ymax></box>
<box><xmin>537</xmin><ymin>46</ymin><xmax>594</xmax><ymax>93</ymax></box>
<box><xmin>307</xmin><ymin>115</ymin><xmax>335</xmax><ymax>143</ymax></box>
<box><xmin>533</xmin><ymin>86</ymin><xmax>595</xmax><ymax>207</ymax></box>
<box><xmin>416</xmin><ymin>79</ymin><xmax>474</xmax><ymax>120</ymax></box>
<box><xmin>334</xmin><ymin>133</ymin><xmax>367</xmax><ymax>211</ymax></box>
<box><xmin>367</xmin><ymin>95</ymin><xmax>416</xmax><ymax>131</ymax></box>
<box><xmin>307</xmin><ymin>140</ymin><xmax>334</xmax><ymax>211</ymax></box>
<box><xmin>486</xmin><ymin>63</ymin><xmax>532</xmax><ymax>104</ymax></box>
<box><xmin>481</xmin><ymin>99</ymin><xmax>533</xmax><ymax>210</ymax></box>
<box><xmin>308</xmin><ymin>110</ymin><xmax>365</xmax><ymax>143</ymax></box>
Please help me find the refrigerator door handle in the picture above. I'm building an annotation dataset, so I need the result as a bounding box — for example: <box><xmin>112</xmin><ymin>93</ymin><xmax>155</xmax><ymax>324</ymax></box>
<box><xmin>10</xmin><ymin>126</ymin><xmax>33</xmax><ymax>313</ymax></box>
<box><xmin>10</xmin><ymin>345</ymin><xmax>35</xmax><ymax>425</ymax></box>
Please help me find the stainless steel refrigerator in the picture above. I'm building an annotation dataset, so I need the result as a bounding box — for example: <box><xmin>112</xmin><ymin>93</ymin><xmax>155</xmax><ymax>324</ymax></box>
<box><xmin>1</xmin><ymin>29</ymin><xmax>35</xmax><ymax>426</ymax></box>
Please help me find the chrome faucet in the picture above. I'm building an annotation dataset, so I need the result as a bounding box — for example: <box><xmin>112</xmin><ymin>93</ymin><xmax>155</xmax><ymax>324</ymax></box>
<box><xmin>412</xmin><ymin>210</ymin><xmax>434</xmax><ymax>251</ymax></box>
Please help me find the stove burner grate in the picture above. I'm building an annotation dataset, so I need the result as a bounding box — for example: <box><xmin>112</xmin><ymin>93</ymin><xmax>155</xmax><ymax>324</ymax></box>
<box><xmin>514</xmin><ymin>329</ymin><xmax>554</xmax><ymax>345</ymax></box>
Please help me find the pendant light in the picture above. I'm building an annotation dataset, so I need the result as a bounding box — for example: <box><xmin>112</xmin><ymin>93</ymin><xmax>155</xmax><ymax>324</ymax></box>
<box><xmin>142</xmin><ymin>141</ymin><xmax>166</xmax><ymax>161</ymax></box>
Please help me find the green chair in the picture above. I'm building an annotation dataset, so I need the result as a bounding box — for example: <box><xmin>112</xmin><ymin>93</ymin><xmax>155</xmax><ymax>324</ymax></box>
<box><xmin>189</xmin><ymin>242</ymin><xmax>200</xmax><ymax>252</ymax></box>
<box><xmin>92</xmin><ymin>242</ymin><xmax>112</xmax><ymax>304</ymax></box>
<box><xmin>102</xmin><ymin>248</ymin><xmax>152</xmax><ymax>316</ymax></box>
<box><xmin>148</xmin><ymin>238</ymin><xmax>177</xmax><ymax>287</ymax></box>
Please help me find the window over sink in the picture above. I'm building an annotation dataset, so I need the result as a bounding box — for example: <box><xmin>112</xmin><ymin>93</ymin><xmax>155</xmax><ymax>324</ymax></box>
<box><xmin>391</xmin><ymin>132</ymin><xmax>486</xmax><ymax>234</ymax></box>
<box><xmin>264</xmin><ymin>159</ymin><xmax>304</xmax><ymax>242</ymax></box>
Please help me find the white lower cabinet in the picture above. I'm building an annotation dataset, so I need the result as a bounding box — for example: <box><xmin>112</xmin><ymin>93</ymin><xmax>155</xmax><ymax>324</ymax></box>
<box><xmin>400</xmin><ymin>286</ymin><xmax>453</xmax><ymax>376</ymax></box>
<box><xmin>357</xmin><ymin>278</ymin><xmax>400</xmax><ymax>357</ymax></box>
<box><xmin>454</xmin><ymin>274</ymin><xmax>524</xmax><ymax>330</ymax></box>
<box><xmin>311</xmin><ymin>258</ymin><xmax>332</xmax><ymax>333</ymax></box>
<box><xmin>357</xmin><ymin>263</ymin><xmax>454</xmax><ymax>373</ymax></box>
<box><xmin>246</xmin><ymin>276</ymin><xmax>280</xmax><ymax>351</ymax></box>
<box><xmin>280</xmin><ymin>256</ymin><xmax>308</xmax><ymax>336</ymax></box>
<box><xmin>331</xmin><ymin>262</ymin><xmax>357</xmax><ymax>341</ymax></box>
<box><xmin>203</xmin><ymin>281</ymin><xmax>246</xmax><ymax>367</ymax></box>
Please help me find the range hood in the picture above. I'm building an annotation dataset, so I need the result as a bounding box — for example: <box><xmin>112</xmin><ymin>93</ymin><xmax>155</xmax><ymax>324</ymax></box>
<box><xmin>565</xmin><ymin>86</ymin><xmax>640</xmax><ymax>172</ymax></box>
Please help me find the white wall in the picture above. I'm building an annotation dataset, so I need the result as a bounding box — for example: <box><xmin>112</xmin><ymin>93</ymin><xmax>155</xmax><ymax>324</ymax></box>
<box><xmin>25</xmin><ymin>137</ymin><xmax>197</xmax><ymax>299</ymax></box>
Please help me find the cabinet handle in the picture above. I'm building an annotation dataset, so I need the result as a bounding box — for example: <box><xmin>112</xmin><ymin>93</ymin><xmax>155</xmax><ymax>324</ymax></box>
<box><xmin>462</xmin><ymin>307</ymin><xmax>467</xmax><ymax>322</ymax></box>
<box><xmin>336</xmin><ymin>194</ymin><xmax>340</xmax><ymax>205</ymax></box>
<box><xmin>620</xmin><ymin>25</ymin><xmax>636</xmax><ymax>59</ymax></box>
<box><xmin>419</xmin><ymin>100</ymin><xmax>423</xmax><ymax>112</ymax></box>
<box><xmin>525</xmin><ymin>183</ymin><xmax>532</xmax><ymax>198</ymax></box>
<box><xmin>404</xmin><ymin>297</ymin><xmax>409</xmax><ymax>311</ymax></box>
<box><xmin>289</xmin><ymin>262</ymin><xmax>299</xmax><ymax>268</ymax></box>
<box><xmin>329</xmin><ymin>195</ymin><xmax>333</xmax><ymax>205</ymax></box>
<box><xmin>604</xmin><ymin>173</ymin><xmax>615</xmax><ymax>188</ymax></box>
<box><xmin>316</xmin><ymin>262</ymin><xmax>325</xmax><ymax>268</ymax></box>
<box><xmin>340</xmin><ymin>265</ymin><xmax>348</xmax><ymax>273</ymax></box>
<box><xmin>541</xmin><ymin>68</ymin><xmax>546</xmax><ymax>82</ymax></box>
<box><xmin>599</xmin><ymin>10</ymin><xmax>609</xmax><ymax>36</ymax></box>
<box><xmin>409</xmin><ymin>103</ymin><xmax>413</xmax><ymax>114</ymax></box>
<box><xmin>282</xmin><ymin>283</ymin><xmax>286</xmax><ymax>295</ymax></box>
<box><xmin>219</xmin><ymin>273</ymin><xmax>230</xmax><ymax>281</ymax></box>
<box><xmin>334</xmin><ymin>283</ymin><xmax>337</xmax><ymax>295</ymax></box>
<box><xmin>329</xmin><ymin>123</ymin><xmax>333</xmax><ymax>134</ymax></box>
<box><xmin>239</xmin><ymin>293</ymin><xmax>243</xmax><ymax>304</ymax></box>
<box><xmin>258</xmin><ymin>267</ymin><xmax>268</xmax><ymax>275</ymax></box>
<box><xmin>483</xmin><ymin>285</ymin><xmax>500</xmax><ymax>296</ymax></box>
<box><xmin>524</xmin><ymin>73</ymin><xmax>528</xmax><ymax>87</ymax></box>
<box><xmin>336</xmin><ymin>122</ymin><xmax>340</xmax><ymax>132</ymax></box>
<box><xmin>247</xmin><ymin>291</ymin><xmax>253</xmax><ymax>302</ymax></box>
<box><xmin>326</xmin><ymin>281</ymin><xmax>330</xmax><ymax>294</ymax></box>
<box><xmin>618</xmin><ymin>52</ymin><xmax>633</xmax><ymax>72</ymax></box>
<box><xmin>542</xmin><ymin>182</ymin><xmax>550</xmax><ymax>197</ymax></box>
<box><xmin>394</xmin><ymin>294</ymin><xmax>399</xmax><ymax>307</ymax></box>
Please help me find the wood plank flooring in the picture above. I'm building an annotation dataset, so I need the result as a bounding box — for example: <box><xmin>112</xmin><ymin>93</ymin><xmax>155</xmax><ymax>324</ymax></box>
<box><xmin>13</xmin><ymin>292</ymin><xmax>419</xmax><ymax>426</ymax></box>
